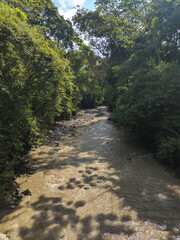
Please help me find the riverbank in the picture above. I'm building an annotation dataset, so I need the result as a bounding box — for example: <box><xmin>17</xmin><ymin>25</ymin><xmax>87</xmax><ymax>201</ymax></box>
<box><xmin>0</xmin><ymin>107</ymin><xmax>105</xmax><ymax>207</ymax></box>
<box><xmin>45</xmin><ymin>107</ymin><xmax>105</xmax><ymax>146</ymax></box>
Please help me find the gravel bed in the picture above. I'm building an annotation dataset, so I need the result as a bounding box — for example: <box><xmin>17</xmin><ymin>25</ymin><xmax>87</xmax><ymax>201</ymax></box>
<box><xmin>45</xmin><ymin>108</ymin><xmax>105</xmax><ymax>146</ymax></box>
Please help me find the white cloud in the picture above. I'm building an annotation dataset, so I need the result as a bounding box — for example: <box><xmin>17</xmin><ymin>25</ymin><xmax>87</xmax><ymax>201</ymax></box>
<box><xmin>58</xmin><ymin>8</ymin><xmax>77</xmax><ymax>20</ymax></box>
<box><xmin>57</xmin><ymin>0</ymin><xmax>85</xmax><ymax>9</ymax></box>
<box><xmin>58</xmin><ymin>0</ymin><xmax>85</xmax><ymax>20</ymax></box>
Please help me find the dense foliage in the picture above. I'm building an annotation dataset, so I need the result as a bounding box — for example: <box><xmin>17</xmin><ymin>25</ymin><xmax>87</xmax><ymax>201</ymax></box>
<box><xmin>68</xmin><ymin>44</ymin><xmax>105</xmax><ymax>109</ymax></box>
<box><xmin>3</xmin><ymin>0</ymin><xmax>74</xmax><ymax>48</ymax></box>
<box><xmin>0</xmin><ymin>3</ymin><xmax>76</xmax><ymax>196</ymax></box>
<box><xmin>0</xmin><ymin>0</ymin><xmax>104</xmax><ymax>198</ymax></box>
<box><xmin>74</xmin><ymin>0</ymin><xmax>180</xmax><ymax>169</ymax></box>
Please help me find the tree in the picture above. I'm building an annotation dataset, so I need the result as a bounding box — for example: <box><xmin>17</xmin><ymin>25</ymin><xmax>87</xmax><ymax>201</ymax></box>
<box><xmin>0</xmin><ymin>3</ymin><xmax>76</xmax><ymax>197</ymax></box>
<box><xmin>4</xmin><ymin>0</ymin><xmax>75</xmax><ymax>48</ymax></box>
<box><xmin>68</xmin><ymin>44</ymin><xmax>106</xmax><ymax>108</ymax></box>
<box><xmin>73</xmin><ymin>0</ymin><xmax>180</xmax><ymax>168</ymax></box>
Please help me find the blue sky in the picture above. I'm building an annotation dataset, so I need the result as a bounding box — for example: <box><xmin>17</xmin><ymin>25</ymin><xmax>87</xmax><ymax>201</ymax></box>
<box><xmin>52</xmin><ymin>0</ymin><xmax>95</xmax><ymax>19</ymax></box>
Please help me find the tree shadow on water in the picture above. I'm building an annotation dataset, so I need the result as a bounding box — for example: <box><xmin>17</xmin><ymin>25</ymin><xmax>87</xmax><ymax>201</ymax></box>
<box><xmin>18</xmin><ymin>195</ymin><xmax>135</xmax><ymax>240</ymax></box>
<box><xmin>17</xmin><ymin>112</ymin><xmax>180</xmax><ymax>239</ymax></box>
<box><xmin>19</xmin><ymin>195</ymin><xmax>79</xmax><ymax>240</ymax></box>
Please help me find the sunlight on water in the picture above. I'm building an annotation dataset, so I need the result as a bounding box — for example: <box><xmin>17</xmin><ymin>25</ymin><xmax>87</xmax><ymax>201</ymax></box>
<box><xmin>0</xmin><ymin>107</ymin><xmax>179</xmax><ymax>240</ymax></box>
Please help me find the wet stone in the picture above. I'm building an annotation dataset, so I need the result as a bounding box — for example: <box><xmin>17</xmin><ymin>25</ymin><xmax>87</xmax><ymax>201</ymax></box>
<box><xmin>15</xmin><ymin>188</ymin><xmax>21</xmax><ymax>195</ymax></box>
<box><xmin>22</xmin><ymin>189</ymin><xmax>32</xmax><ymax>196</ymax></box>
<box><xmin>156</xmin><ymin>224</ymin><xmax>167</xmax><ymax>230</ymax></box>
<box><xmin>9</xmin><ymin>205</ymin><xmax>16</xmax><ymax>209</ymax></box>
<box><xmin>10</xmin><ymin>200</ymin><xmax>19</xmax><ymax>206</ymax></box>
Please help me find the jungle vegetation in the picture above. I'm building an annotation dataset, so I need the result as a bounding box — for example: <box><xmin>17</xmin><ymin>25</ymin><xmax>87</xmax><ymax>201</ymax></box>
<box><xmin>0</xmin><ymin>0</ymin><xmax>105</xmax><ymax>197</ymax></box>
<box><xmin>74</xmin><ymin>0</ymin><xmax>180</xmax><ymax>170</ymax></box>
<box><xmin>0</xmin><ymin>0</ymin><xmax>179</xmax><ymax>197</ymax></box>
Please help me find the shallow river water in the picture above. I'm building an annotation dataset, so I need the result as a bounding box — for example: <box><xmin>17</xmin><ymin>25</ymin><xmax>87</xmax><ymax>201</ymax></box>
<box><xmin>0</xmin><ymin>107</ymin><xmax>180</xmax><ymax>240</ymax></box>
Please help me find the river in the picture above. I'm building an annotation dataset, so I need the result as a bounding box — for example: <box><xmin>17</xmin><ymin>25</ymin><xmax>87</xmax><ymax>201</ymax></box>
<box><xmin>0</xmin><ymin>107</ymin><xmax>179</xmax><ymax>240</ymax></box>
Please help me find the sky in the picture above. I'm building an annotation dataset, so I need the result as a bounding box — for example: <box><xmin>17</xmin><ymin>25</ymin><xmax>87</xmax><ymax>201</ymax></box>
<box><xmin>52</xmin><ymin>0</ymin><xmax>95</xmax><ymax>20</ymax></box>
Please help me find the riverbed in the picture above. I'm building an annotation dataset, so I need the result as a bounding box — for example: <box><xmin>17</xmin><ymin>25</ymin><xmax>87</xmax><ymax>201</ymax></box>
<box><xmin>0</xmin><ymin>107</ymin><xmax>179</xmax><ymax>240</ymax></box>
